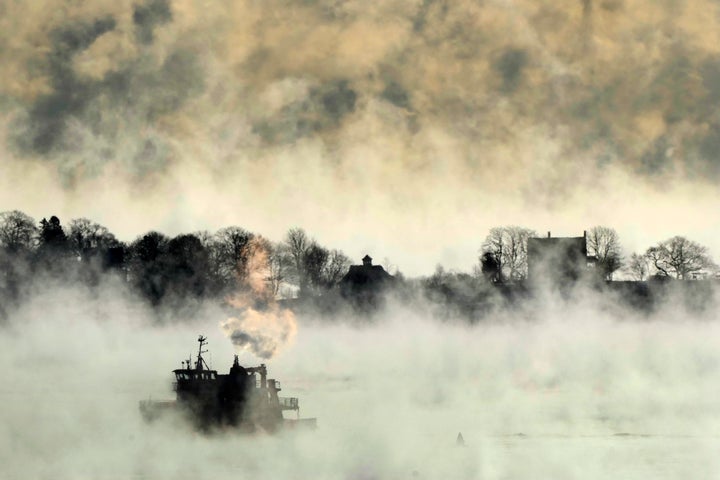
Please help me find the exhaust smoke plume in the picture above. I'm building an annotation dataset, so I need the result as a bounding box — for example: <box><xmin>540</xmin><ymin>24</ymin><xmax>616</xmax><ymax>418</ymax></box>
<box><xmin>221</xmin><ymin>306</ymin><xmax>297</xmax><ymax>360</ymax></box>
<box><xmin>221</xmin><ymin>236</ymin><xmax>297</xmax><ymax>359</ymax></box>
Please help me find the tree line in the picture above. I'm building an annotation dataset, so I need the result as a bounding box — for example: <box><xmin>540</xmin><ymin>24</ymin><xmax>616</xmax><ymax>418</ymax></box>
<box><xmin>1</xmin><ymin>210</ymin><xmax>717</xmax><ymax>321</ymax></box>
<box><xmin>0</xmin><ymin>211</ymin><xmax>351</xmax><ymax>315</ymax></box>
<box><xmin>416</xmin><ymin>226</ymin><xmax>719</xmax><ymax>319</ymax></box>
<box><xmin>475</xmin><ymin>225</ymin><xmax>717</xmax><ymax>283</ymax></box>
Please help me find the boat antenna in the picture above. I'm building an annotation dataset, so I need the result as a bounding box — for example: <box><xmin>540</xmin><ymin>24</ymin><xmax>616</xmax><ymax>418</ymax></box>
<box><xmin>196</xmin><ymin>335</ymin><xmax>210</xmax><ymax>371</ymax></box>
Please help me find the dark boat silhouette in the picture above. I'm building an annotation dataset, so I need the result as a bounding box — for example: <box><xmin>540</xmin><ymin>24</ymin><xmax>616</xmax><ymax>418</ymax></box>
<box><xmin>139</xmin><ymin>335</ymin><xmax>316</xmax><ymax>432</ymax></box>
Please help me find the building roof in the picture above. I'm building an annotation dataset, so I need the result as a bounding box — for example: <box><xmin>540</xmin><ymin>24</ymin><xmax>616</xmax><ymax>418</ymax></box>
<box><xmin>339</xmin><ymin>256</ymin><xmax>395</xmax><ymax>294</ymax></box>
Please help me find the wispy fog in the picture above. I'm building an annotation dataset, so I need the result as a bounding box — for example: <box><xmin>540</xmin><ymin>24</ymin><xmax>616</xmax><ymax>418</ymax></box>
<box><xmin>2</xmin><ymin>282</ymin><xmax>720</xmax><ymax>479</ymax></box>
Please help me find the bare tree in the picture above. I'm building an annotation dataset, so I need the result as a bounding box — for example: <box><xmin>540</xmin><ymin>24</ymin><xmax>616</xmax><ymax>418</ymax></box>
<box><xmin>381</xmin><ymin>257</ymin><xmax>397</xmax><ymax>275</ymax></box>
<box><xmin>323</xmin><ymin>249</ymin><xmax>351</xmax><ymax>287</ymax></box>
<box><xmin>196</xmin><ymin>230</ymin><xmax>225</xmax><ymax>295</ymax></box>
<box><xmin>586</xmin><ymin>226</ymin><xmax>623</xmax><ymax>280</ymax></box>
<box><xmin>303</xmin><ymin>241</ymin><xmax>329</xmax><ymax>295</ymax></box>
<box><xmin>0</xmin><ymin>211</ymin><xmax>36</xmax><ymax>306</ymax></box>
<box><xmin>625</xmin><ymin>253</ymin><xmax>650</xmax><ymax>281</ymax></box>
<box><xmin>281</xmin><ymin>229</ymin><xmax>350</xmax><ymax>296</ymax></box>
<box><xmin>645</xmin><ymin>236</ymin><xmax>716</xmax><ymax>279</ymax></box>
<box><xmin>284</xmin><ymin>227</ymin><xmax>310</xmax><ymax>295</ymax></box>
<box><xmin>267</xmin><ymin>242</ymin><xmax>288</xmax><ymax>298</ymax></box>
<box><xmin>212</xmin><ymin>227</ymin><xmax>253</xmax><ymax>287</ymax></box>
<box><xmin>67</xmin><ymin>218</ymin><xmax>118</xmax><ymax>260</ymax></box>
<box><xmin>0</xmin><ymin>210</ymin><xmax>37</xmax><ymax>252</ymax></box>
<box><xmin>481</xmin><ymin>226</ymin><xmax>536</xmax><ymax>281</ymax></box>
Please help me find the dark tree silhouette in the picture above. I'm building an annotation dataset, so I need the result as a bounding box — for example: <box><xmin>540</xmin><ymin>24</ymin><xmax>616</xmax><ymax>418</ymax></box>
<box><xmin>0</xmin><ymin>211</ymin><xmax>37</xmax><ymax>252</ymax></box>
<box><xmin>645</xmin><ymin>236</ymin><xmax>716</xmax><ymax>280</ymax></box>
<box><xmin>39</xmin><ymin>216</ymin><xmax>67</xmax><ymax>247</ymax></box>
<box><xmin>280</xmin><ymin>228</ymin><xmax>351</xmax><ymax>296</ymax></box>
<box><xmin>65</xmin><ymin>218</ymin><xmax>123</xmax><ymax>284</ymax></box>
<box><xmin>323</xmin><ymin>249</ymin><xmax>351</xmax><ymax>288</ymax></box>
<box><xmin>35</xmin><ymin>216</ymin><xmax>71</xmax><ymax>274</ymax></box>
<box><xmin>480</xmin><ymin>251</ymin><xmax>501</xmax><ymax>283</ymax></box>
<box><xmin>303</xmin><ymin>242</ymin><xmax>329</xmax><ymax>295</ymax></box>
<box><xmin>266</xmin><ymin>241</ymin><xmax>288</xmax><ymax>298</ymax></box>
<box><xmin>163</xmin><ymin>233</ymin><xmax>212</xmax><ymax>301</ymax></box>
<box><xmin>131</xmin><ymin>231</ymin><xmax>166</xmax><ymax>263</ymax></box>
<box><xmin>128</xmin><ymin>232</ymin><xmax>214</xmax><ymax>307</ymax></box>
<box><xmin>586</xmin><ymin>226</ymin><xmax>623</xmax><ymax>280</ymax></box>
<box><xmin>0</xmin><ymin>211</ymin><xmax>37</xmax><ymax>311</ymax></box>
<box><xmin>67</xmin><ymin>218</ymin><xmax>118</xmax><ymax>260</ymax></box>
<box><xmin>481</xmin><ymin>226</ymin><xmax>536</xmax><ymax>282</ymax></box>
<box><xmin>127</xmin><ymin>231</ymin><xmax>170</xmax><ymax>305</ymax></box>
<box><xmin>284</xmin><ymin>227</ymin><xmax>310</xmax><ymax>296</ymax></box>
<box><xmin>212</xmin><ymin>226</ymin><xmax>254</xmax><ymax>291</ymax></box>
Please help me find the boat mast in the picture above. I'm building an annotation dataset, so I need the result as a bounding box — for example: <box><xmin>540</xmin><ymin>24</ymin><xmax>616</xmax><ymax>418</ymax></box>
<box><xmin>195</xmin><ymin>335</ymin><xmax>210</xmax><ymax>371</ymax></box>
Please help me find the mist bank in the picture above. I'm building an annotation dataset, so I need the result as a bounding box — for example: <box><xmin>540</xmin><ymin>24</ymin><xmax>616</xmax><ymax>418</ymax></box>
<box><xmin>2</xmin><ymin>281</ymin><xmax>720</xmax><ymax>479</ymax></box>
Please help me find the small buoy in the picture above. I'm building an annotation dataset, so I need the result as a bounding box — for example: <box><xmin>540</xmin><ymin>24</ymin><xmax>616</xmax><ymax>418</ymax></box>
<box><xmin>456</xmin><ymin>432</ymin><xmax>465</xmax><ymax>446</ymax></box>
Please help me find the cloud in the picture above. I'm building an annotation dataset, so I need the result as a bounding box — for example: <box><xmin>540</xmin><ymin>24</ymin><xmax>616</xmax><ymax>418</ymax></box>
<box><xmin>2</xmin><ymin>0</ymin><xmax>720</xmax><ymax>273</ymax></box>
<box><xmin>17</xmin><ymin>16</ymin><xmax>118</xmax><ymax>155</ymax></box>
<box><xmin>133</xmin><ymin>0</ymin><xmax>172</xmax><ymax>45</ymax></box>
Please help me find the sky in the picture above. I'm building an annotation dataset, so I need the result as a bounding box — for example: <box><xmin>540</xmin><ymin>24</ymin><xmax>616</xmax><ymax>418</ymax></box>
<box><xmin>1</xmin><ymin>0</ymin><xmax>720</xmax><ymax>275</ymax></box>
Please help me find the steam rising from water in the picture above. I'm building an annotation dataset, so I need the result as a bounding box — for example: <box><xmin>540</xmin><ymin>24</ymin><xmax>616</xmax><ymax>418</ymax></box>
<box><xmin>2</xmin><ymin>283</ymin><xmax>720</xmax><ymax>479</ymax></box>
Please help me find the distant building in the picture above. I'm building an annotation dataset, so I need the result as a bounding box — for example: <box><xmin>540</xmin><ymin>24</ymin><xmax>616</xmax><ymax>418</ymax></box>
<box><xmin>339</xmin><ymin>255</ymin><xmax>395</xmax><ymax>306</ymax></box>
<box><xmin>527</xmin><ymin>231</ymin><xmax>597</xmax><ymax>285</ymax></box>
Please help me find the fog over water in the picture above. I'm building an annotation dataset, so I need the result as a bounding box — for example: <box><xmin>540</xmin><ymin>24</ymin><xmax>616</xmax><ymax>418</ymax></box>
<box><xmin>3</xmin><ymin>283</ymin><xmax>720</xmax><ymax>479</ymax></box>
<box><xmin>3</xmin><ymin>1</ymin><xmax>720</xmax><ymax>477</ymax></box>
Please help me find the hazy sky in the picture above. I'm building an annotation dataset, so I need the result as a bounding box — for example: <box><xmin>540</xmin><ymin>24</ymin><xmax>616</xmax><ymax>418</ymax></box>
<box><xmin>2</xmin><ymin>0</ymin><xmax>719</xmax><ymax>275</ymax></box>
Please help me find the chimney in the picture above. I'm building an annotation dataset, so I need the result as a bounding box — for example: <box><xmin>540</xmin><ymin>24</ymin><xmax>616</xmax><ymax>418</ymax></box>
<box><xmin>547</xmin><ymin>231</ymin><xmax>551</xmax><ymax>238</ymax></box>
